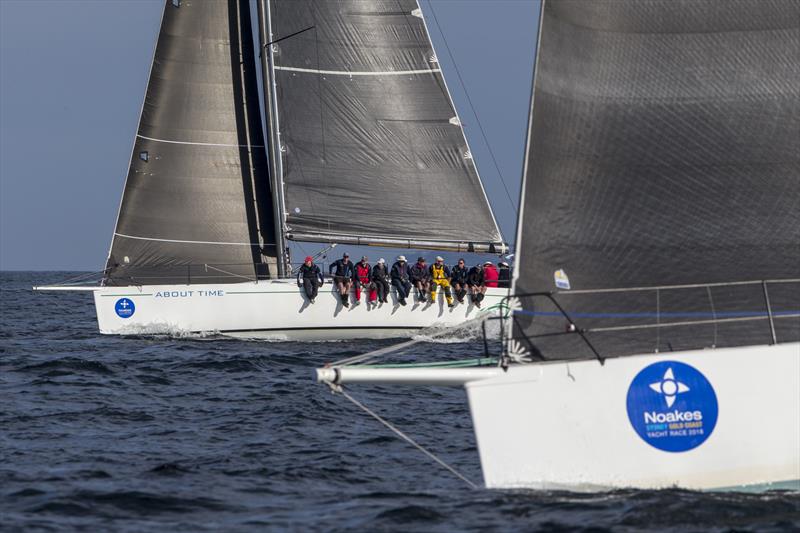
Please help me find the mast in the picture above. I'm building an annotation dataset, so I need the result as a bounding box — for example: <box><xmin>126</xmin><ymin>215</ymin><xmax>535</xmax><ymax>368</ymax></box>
<box><xmin>257</xmin><ymin>0</ymin><xmax>289</xmax><ymax>277</ymax></box>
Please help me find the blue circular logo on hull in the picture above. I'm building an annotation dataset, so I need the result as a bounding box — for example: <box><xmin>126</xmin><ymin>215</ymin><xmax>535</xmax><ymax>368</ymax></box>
<box><xmin>115</xmin><ymin>298</ymin><xmax>135</xmax><ymax>318</ymax></box>
<box><xmin>626</xmin><ymin>360</ymin><xmax>718</xmax><ymax>452</ymax></box>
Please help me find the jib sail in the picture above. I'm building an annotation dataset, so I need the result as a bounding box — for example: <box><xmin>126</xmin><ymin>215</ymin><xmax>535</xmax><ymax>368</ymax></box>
<box><xmin>510</xmin><ymin>0</ymin><xmax>800</xmax><ymax>361</ymax></box>
<box><xmin>105</xmin><ymin>0</ymin><xmax>276</xmax><ymax>286</ymax></box>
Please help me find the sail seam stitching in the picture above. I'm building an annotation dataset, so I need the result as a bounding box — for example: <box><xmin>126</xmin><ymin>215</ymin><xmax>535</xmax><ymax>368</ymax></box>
<box><xmin>136</xmin><ymin>134</ymin><xmax>264</xmax><ymax>148</ymax></box>
<box><xmin>114</xmin><ymin>233</ymin><xmax>259</xmax><ymax>246</ymax></box>
<box><xmin>273</xmin><ymin>65</ymin><xmax>441</xmax><ymax>76</ymax></box>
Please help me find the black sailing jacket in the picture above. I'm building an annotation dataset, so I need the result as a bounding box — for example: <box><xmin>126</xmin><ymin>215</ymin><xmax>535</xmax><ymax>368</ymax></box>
<box><xmin>409</xmin><ymin>263</ymin><xmax>430</xmax><ymax>282</ymax></box>
<box><xmin>329</xmin><ymin>259</ymin><xmax>354</xmax><ymax>278</ymax></box>
<box><xmin>297</xmin><ymin>263</ymin><xmax>323</xmax><ymax>284</ymax></box>
<box><xmin>390</xmin><ymin>261</ymin><xmax>412</xmax><ymax>282</ymax></box>
<box><xmin>450</xmin><ymin>265</ymin><xmax>469</xmax><ymax>284</ymax></box>
<box><xmin>372</xmin><ymin>263</ymin><xmax>390</xmax><ymax>282</ymax></box>
<box><xmin>467</xmin><ymin>266</ymin><xmax>485</xmax><ymax>286</ymax></box>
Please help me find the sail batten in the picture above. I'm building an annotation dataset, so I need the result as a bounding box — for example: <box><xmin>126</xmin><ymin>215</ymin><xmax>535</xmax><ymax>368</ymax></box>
<box><xmin>512</xmin><ymin>0</ymin><xmax>800</xmax><ymax>361</ymax></box>
<box><xmin>266</xmin><ymin>0</ymin><xmax>504</xmax><ymax>248</ymax></box>
<box><xmin>287</xmin><ymin>231</ymin><xmax>503</xmax><ymax>254</ymax></box>
<box><xmin>105</xmin><ymin>0</ymin><xmax>277</xmax><ymax>286</ymax></box>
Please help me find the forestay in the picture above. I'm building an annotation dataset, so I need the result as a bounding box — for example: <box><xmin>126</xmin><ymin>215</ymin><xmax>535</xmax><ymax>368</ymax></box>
<box><xmin>265</xmin><ymin>0</ymin><xmax>504</xmax><ymax>252</ymax></box>
<box><xmin>511</xmin><ymin>0</ymin><xmax>800</xmax><ymax>361</ymax></box>
<box><xmin>105</xmin><ymin>0</ymin><xmax>276</xmax><ymax>286</ymax></box>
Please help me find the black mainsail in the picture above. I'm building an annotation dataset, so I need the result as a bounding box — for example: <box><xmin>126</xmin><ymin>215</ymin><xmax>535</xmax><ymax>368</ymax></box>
<box><xmin>511</xmin><ymin>0</ymin><xmax>800</xmax><ymax>361</ymax></box>
<box><xmin>264</xmin><ymin>0</ymin><xmax>504</xmax><ymax>252</ymax></box>
<box><xmin>105</xmin><ymin>0</ymin><xmax>276</xmax><ymax>286</ymax></box>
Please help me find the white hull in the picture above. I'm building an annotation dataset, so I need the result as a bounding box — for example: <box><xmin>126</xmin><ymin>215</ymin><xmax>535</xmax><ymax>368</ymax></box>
<box><xmin>89</xmin><ymin>280</ymin><xmax>508</xmax><ymax>340</ymax></box>
<box><xmin>320</xmin><ymin>342</ymin><xmax>800</xmax><ymax>490</ymax></box>
<box><xmin>466</xmin><ymin>343</ymin><xmax>800</xmax><ymax>490</ymax></box>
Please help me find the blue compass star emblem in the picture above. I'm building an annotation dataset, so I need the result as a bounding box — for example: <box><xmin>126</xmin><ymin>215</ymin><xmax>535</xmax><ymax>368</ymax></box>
<box><xmin>627</xmin><ymin>361</ymin><xmax>718</xmax><ymax>452</ymax></box>
<box><xmin>649</xmin><ymin>367</ymin><xmax>690</xmax><ymax>408</ymax></box>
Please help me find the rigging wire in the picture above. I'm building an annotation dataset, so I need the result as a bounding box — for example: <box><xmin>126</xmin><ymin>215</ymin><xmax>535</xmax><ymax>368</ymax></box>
<box><xmin>336</xmin><ymin>387</ymin><xmax>478</xmax><ymax>489</ymax></box>
<box><xmin>426</xmin><ymin>1</ymin><xmax>519</xmax><ymax>219</ymax></box>
<box><xmin>328</xmin><ymin>312</ymin><xmax>495</xmax><ymax>367</ymax></box>
<box><xmin>45</xmin><ymin>268</ymin><xmax>111</xmax><ymax>286</ymax></box>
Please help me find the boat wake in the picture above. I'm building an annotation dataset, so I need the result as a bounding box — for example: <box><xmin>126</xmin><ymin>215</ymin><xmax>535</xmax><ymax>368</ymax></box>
<box><xmin>412</xmin><ymin>315</ymin><xmax>505</xmax><ymax>344</ymax></box>
<box><xmin>116</xmin><ymin>323</ymin><xmax>225</xmax><ymax>341</ymax></box>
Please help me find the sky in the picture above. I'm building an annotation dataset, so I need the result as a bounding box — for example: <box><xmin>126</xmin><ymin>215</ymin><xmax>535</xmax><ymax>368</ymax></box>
<box><xmin>0</xmin><ymin>0</ymin><xmax>539</xmax><ymax>271</ymax></box>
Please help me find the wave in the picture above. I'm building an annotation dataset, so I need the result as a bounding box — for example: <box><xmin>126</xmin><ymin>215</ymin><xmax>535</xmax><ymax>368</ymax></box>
<box><xmin>412</xmin><ymin>316</ymin><xmax>506</xmax><ymax>344</ymax></box>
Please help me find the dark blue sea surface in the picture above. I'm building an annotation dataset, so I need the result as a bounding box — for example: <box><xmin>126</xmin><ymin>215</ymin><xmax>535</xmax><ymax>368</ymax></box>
<box><xmin>2</xmin><ymin>272</ymin><xmax>798</xmax><ymax>531</ymax></box>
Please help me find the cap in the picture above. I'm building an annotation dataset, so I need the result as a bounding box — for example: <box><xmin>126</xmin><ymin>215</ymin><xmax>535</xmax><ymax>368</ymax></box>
<box><xmin>417</xmin><ymin>256</ymin><xmax>425</xmax><ymax>262</ymax></box>
<box><xmin>378</xmin><ymin>258</ymin><xmax>385</xmax><ymax>264</ymax></box>
<box><xmin>361</xmin><ymin>256</ymin><xmax>368</xmax><ymax>261</ymax></box>
<box><xmin>484</xmin><ymin>261</ymin><xmax>493</xmax><ymax>266</ymax></box>
<box><xmin>435</xmin><ymin>256</ymin><xmax>444</xmax><ymax>261</ymax></box>
<box><xmin>397</xmin><ymin>255</ymin><xmax>406</xmax><ymax>262</ymax></box>
<box><xmin>499</xmin><ymin>261</ymin><xmax>509</xmax><ymax>267</ymax></box>
<box><xmin>343</xmin><ymin>252</ymin><xmax>350</xmax><ymax>258</ymax></box>
<box><xmin>304</xmin><ymin>256</ymin><xmax>313</xmax><ymax>262</ymax></box>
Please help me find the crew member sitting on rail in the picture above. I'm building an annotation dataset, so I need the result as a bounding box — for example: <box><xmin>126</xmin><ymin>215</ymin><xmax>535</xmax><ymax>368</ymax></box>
<box><xmin>329</xmin><ymin>252</ymin><xmax>355</xmax><ymax>307</ymax></box>
<box><xmin>390</xmin><ymin>255</ymin><xmax>412</xmax><ymax>306</ymax></box>
<box><xmin>409</xmin><ymin>256</ymin><xmax>431</xmax><ymax>302</ymax></box>
<box><xmin>353</xmin><ymin>256</ymin><xmax>377</xmax><ymax>306</ymax></box>
<box><xmin>297</xmin><ymin>256</ymin><xmax>323</xmax><ymax>304</ymax></box>
<box><xmin>450</xmin><ymin>258</ymin><xmax>469</xmax><ymax>303</ymax></box>
<box><xmin>497</xmin><ymin>261</ymin><xmax>511</xmax><ymax>288</ymax></box>
<box><xmin>484</xmin><ymin>261</ymin><xmax>499</xmax><ymax>288</ymax></box>
<box><xmin>467</xmin><ymin>263</ymin><xmax>487</xmax><ymax>307</ymax></box>
<box><xmin>429</xmin><ymin>256</ymin><xmax>454</xmax><ymax>308</ymax></box>
<box><xmin>372</xmin><ymin>258</ymin><xmax>391</xmax><ymax>304</ymax></box>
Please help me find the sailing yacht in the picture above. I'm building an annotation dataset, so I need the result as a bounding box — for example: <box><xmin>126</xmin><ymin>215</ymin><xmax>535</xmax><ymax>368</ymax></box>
<box><xmin>35</xmin><ymin>0</ymin><xmax>510</xmax><ymax>339</ymax></box>
<box><xmin>317</xmin><ymin>0</ymin><xmax>800</xmax><ymax>489</ymax></box>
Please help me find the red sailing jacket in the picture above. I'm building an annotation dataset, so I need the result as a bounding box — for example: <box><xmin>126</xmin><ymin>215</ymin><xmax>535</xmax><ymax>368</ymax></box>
<box><xmin>484</xmin><ymin>265</ymin><xmax>499</xmax><ymax>287</ymax></box>
<box><xmin>355</xmin><ymin>263</ymin><xmax>372</xmax><ymax>284</ymax></box>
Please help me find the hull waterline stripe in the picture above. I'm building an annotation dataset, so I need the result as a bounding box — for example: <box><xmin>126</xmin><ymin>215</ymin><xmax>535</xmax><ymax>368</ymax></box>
<box><xmin>136</xmin><ymin>134</ymin><xmax>264</xmax><ymax>149</ymax></box>
<box><xmin>113</xmin><ymin>233</ymin><xmax>260</xmax><ymax>246</ymax></box>
<box><xmin>274</xmin><ymin>65</ymin><xmax>441</xmax><ymax>76</ymax></box>
<box><xmin>514</xmin><ymin>309</ymin><xmax>800</xmax><ymax>319</ymax></box>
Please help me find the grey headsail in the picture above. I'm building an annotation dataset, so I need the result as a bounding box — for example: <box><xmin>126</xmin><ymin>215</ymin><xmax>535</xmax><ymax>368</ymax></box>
<box><xmin>510</xmin><ymin>0</ymin><xmax>800</xmax><ymax>362</ymax></box>
<box><xmin>264</xmin><ymin>0</ymin><xmax>504</xmax><ymax>253</ymax></box>
<box><xmin>105</xmin><ymin>0</ymin><xmax>276</xmax><ymax>286</ymax></box>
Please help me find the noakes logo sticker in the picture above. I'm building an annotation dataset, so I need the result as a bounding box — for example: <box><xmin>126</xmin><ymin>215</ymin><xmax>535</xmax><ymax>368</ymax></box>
<box><xmin>626</xmin><ymin>361</ymin><xmax>718</xmax><ymax>452</ymax></box>
<box><xmin>115</xmin><ymin>298</ymin><xmax>135</xmax><ymax>319</ymax></box>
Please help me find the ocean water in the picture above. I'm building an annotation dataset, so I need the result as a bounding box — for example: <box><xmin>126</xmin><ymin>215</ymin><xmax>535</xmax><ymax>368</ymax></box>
<box><xmin>2</xmin><ymin>271</ymin><xmax>798</xmax><ymax>532</ymax></box>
